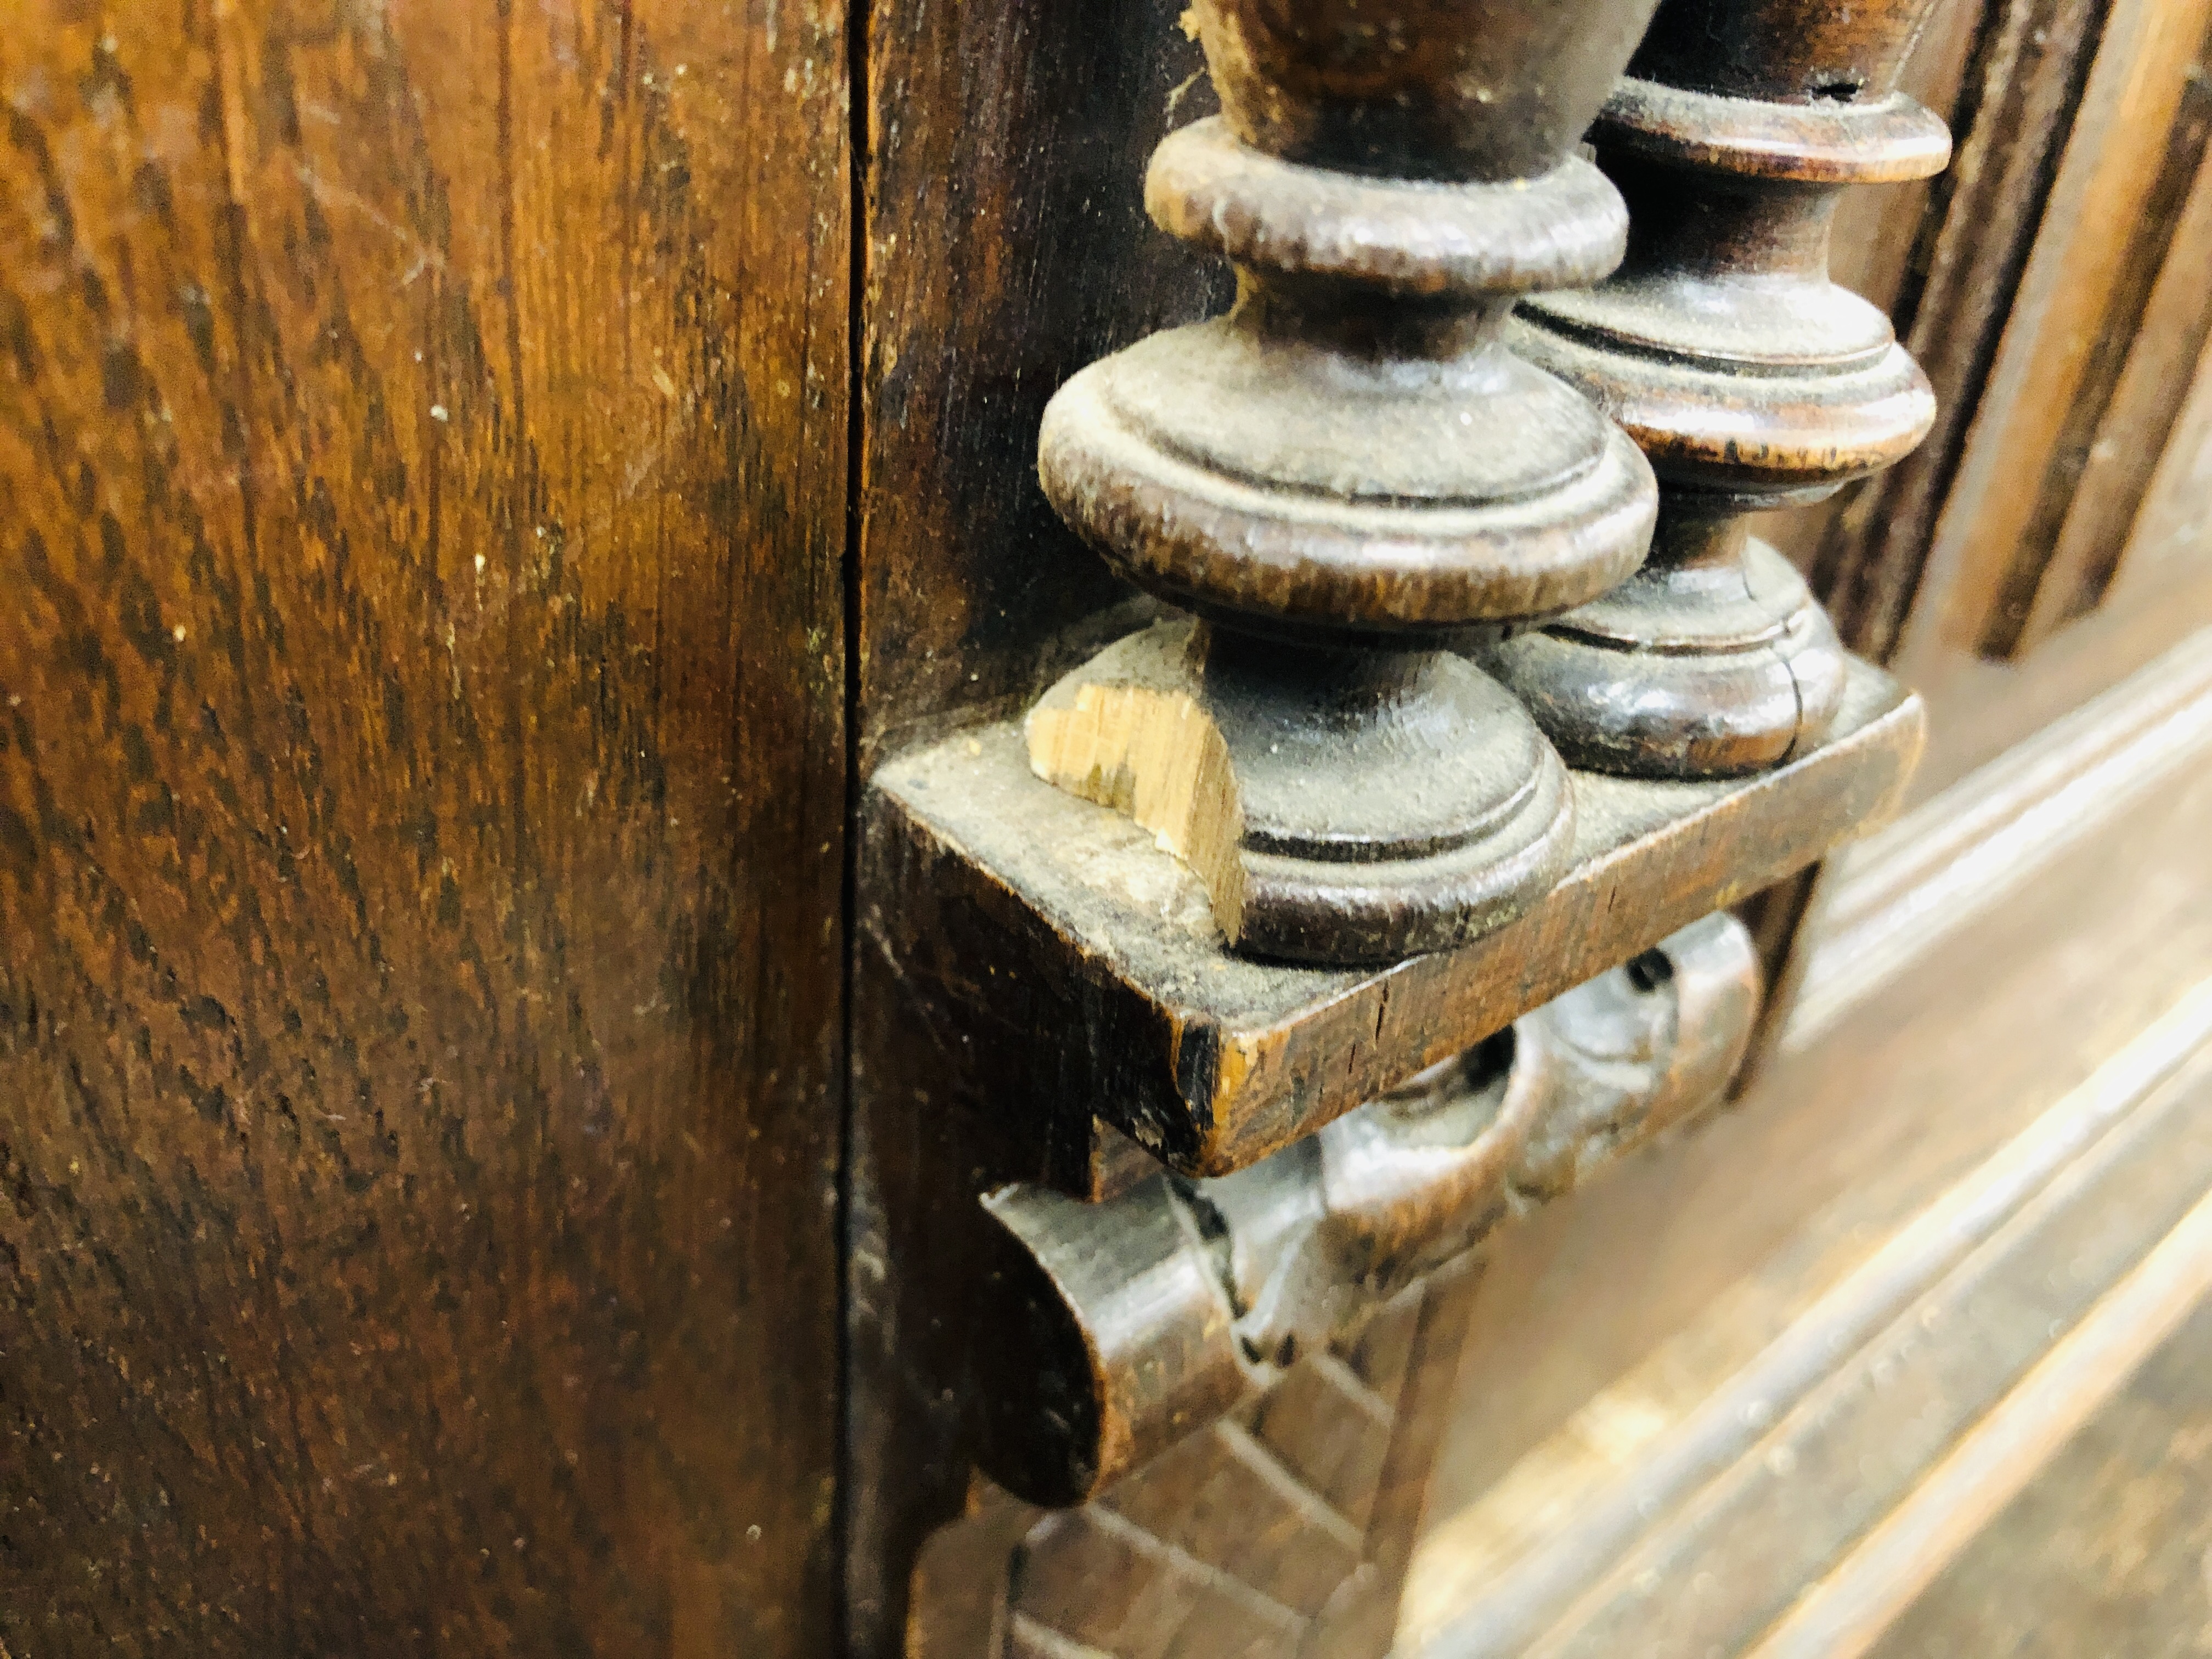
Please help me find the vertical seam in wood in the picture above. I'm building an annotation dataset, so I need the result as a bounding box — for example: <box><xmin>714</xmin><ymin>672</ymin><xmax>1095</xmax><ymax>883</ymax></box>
<box><xmin>836</xmin><ymin>0</ymin><xmax>871</xmax><ymax>1649</ymax></box>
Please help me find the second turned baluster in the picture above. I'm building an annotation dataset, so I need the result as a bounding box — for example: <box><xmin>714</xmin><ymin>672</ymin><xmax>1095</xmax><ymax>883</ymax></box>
<box><xmin>1485</xmin><ymin>0</ymin><xmax>1953</xmax><ymax>778</ymax></box>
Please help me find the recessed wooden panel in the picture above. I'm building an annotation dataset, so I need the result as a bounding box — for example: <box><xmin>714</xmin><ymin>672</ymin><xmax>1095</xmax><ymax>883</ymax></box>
<box><xmin>1865</xmin><ymin>1290</ymin><xmax>2212</xmax><ymax>1656</ymax></box>
<box><xmin>1404</xmin><ymin>698</ymin><xmax>2212</xmax><ymax>1655</ymax></box>
<box><xmin>0</xmin><ymin>5</ymin><xmax>848</xmax><ymax>1655</ymax></box>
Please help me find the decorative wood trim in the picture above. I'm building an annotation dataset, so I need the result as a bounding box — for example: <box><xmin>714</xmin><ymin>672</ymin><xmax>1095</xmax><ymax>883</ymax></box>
<box><xmin>1488</xmin><ymin>2</ymin><xmax>1950</xmax><ymax>782</ymax></box>
<box><xmin>868</xmin><ymin>665</ymin><xmax>1919</xmax><ymax>1180</ymax></box>
<box><xmin>973</xmin><ymin>916</ymin><xmax>1759</xmax><ymax>1507</ymax></box>
<box><xmin>1809</xmin><ymin>0</ymin><xmax>2118</xmax><ymax>663</ymax></box>
<box><xmin>1023</xmin><ymin>0</ymin><xmax>1668</xmax><ymax>967</ymax></box>
<box><xmin>907</xmin><ymin>1278</ymin><xmax>1436</xmax><ymax>1659</ymax></box>
<box><xmin>1744</xmin><ymin>1184</ymin><xmax>2212</xmax><ymax>1656</ymax></box>
<box><xmin>1784</xmin><ymin>623</ymin><xmax>2212</xmax><ymax>1049</ymax></box>
<box><xmin>1903</xmin><ymin>0</ymin><xmax>2212</xmax><ymax>663</ymax></box>
<box><xmin>1743</xmin><ymin>0</ymin><xmax>2212</xmax><ymax>1093</ymax></box>
<box><xmin>1408</xmin><ymin>977</ymin><xmax>2212</xmax><ymax>1657</ymax></box>
<box><xmin>1988</xmin><ymin>22</ymin><xmax>2212</xmax><ymax>654</ymax></box>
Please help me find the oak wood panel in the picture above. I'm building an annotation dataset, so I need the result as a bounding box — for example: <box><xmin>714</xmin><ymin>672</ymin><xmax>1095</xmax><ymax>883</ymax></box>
<box><xmin>1755</xmin><ymin>1175</ymin><xmax>2212</xmax><ymax>1657</ymax></box>
<box><xmin>1785</xmin><ymin>626</ymin><xmax>2212</xmax><ymax>1052</ymax></box>
<box><xmin>1498</xmin><ymin>1020</ymin><xmax>2212</xmax><ymax>1658</ymax></box>
<box><xmin>2008</xmin><ymin>54</ymin><xmax>2212</xmax><ymax>651</ymax></box>
<box><xmin>1866</xmin><ymin>1288</ymin><xmax>2212</xmax><ymax>1656</ymax></box>
<box><xmin>0</xmin><ymin>5</ymin><xmax>847</xmax><ymax>1656</ymax></box>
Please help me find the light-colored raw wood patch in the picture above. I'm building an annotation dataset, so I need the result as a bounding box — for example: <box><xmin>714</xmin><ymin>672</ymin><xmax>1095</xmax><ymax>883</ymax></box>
<box><xmin>1027</xmin><ymin>682</ymin><xmax>1248</xmax><ymax>943</ymax></box>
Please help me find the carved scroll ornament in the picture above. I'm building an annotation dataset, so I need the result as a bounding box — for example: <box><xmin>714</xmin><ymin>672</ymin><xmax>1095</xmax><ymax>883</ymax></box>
<box><xmin>976</xmin><ymin>911</ymin><xmax>1762</xmax><ymax>1509</ymax></box>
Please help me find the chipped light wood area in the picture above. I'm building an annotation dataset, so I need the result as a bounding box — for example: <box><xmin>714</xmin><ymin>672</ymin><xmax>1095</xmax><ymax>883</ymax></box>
<box><xmin>1028</xmin><ymin>680</ymin><xmax>1248</xmax><ymax>943</ymax></box>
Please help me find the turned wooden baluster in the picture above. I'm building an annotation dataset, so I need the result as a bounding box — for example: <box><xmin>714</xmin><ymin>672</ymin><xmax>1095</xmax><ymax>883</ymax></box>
<box><xmin>1029</xmin><ymin>0</ymin><xmax>1664</xmax><ymax>966</ymax></box>
<box><xmin>1485</xmin><ymin>0</ymin><xmax>1952</xmax><ymax>778</ymax></box>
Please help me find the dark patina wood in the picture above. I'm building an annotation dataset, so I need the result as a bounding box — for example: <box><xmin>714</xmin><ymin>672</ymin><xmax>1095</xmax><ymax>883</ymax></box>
<box><xmin>871</xmin><ymin>661</ymin><xmax>1918</xmax><ymax>1180</ymax></box>
<box><xmin>1026</xmin><ymin>0</ymin><xmax>1666</xmax><ymax>964</ymax></box>
<box><xmin>1486</xmin><ymin>0</ymin><xmax>1951</xmax><ymax>780</ymax></box>
<box><xmin>848</xmin><ymin>0</ymin><xmax>1946</xmax><ymax>1650</ymax></box>
<box><xmin>1406</xmin><ymin>749</ymin><xmax>2212</xmax><ymax>1653</ymax></box>
<box><xmin>975</xmin><ymin>913</ymin><xmax>1760</xmax><ymax>1510</ymax></box>
<box><xmin>1807</xmin><ymin>0</ymin><xmax>2119</xmax><ymax>664</ymax></box>
<box><xmin>846</xmin><ymin>6</ymin><xmax>1226</xmax><ymax>1647</ymax></box>
<box><xmin>0</xmin><ymin>7</ymin><xmax>848</xmax><ymax>1656</ymax></box>
<box><xmin>1966</xmin><ymin>2</ymin><xmax>2212</xmax><ymax>657</ymax></box>
<box><xmin>1736</xmin><ymin>0</ymin><xmax>2212</xmax><ymax>1092</ymax></box>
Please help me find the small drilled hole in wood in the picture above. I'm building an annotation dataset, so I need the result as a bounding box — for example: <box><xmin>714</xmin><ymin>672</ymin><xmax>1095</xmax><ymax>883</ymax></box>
<box><xmin>1465</xmin><ymin>1027</ymin><xmax>1517</xmax><ymax>1088</ymax></box>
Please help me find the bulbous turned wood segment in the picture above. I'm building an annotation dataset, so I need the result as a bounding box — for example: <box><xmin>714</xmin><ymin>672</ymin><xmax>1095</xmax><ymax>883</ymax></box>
<box><xmin>1034</xmin><ymin>0</ymin><xmax>1664</xmax><ymax>966</ymax></box>
<box><xmin>1486</xmin><ymin>0</ymin><xmax>1952</xmax><ymax>780</ymax></box>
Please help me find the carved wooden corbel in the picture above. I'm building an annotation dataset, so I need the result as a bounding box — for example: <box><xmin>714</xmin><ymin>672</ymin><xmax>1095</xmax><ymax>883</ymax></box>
<box><xmin>1026</xmin><ymin>0</ymin><xmax>1668</xmax><ymax>966</ymax></box>
<box><xmin>976</xmin><ymin>911</ymin><xmax>1762</xmax><ymax>1508</ymax></box>
<box><xmin>1483</xmin><ymin>0</ymin><xmax>1952</xmax><ymax>778</ymax></box>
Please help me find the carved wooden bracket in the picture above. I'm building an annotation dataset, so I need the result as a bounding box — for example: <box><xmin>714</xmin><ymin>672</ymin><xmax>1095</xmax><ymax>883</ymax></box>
<box><xmin>974</xmin><ymin>912</ymin><xmax>1762</xmax><ymax>1508</ymax></box>
<box><xmin>866</xmin><ymin>9</ymin><xmax>1955</xmax><ymax>1649</ymax></box>
<box><xmin>867</xmin><ymin>670</ymin><xmax>1914</xmax><ymax>1179</ymax></box>
<box><xmin>1485</xmin><ymin>0</ymin><xmax>1953</xmax><ymax>777</ymax></box>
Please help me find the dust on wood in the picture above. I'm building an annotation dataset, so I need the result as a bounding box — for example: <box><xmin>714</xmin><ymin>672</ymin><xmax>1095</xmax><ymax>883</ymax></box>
<box><xmin>1028</xmin><ymin>681</ymin><xmax>1247</xmax><ymax>943</ymax></box>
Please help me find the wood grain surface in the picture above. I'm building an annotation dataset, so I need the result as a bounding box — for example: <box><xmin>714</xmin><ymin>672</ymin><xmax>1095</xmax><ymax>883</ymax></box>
<box><xmin>1404</xmin><ymin>691</ymin><xmax>2212</xmax><ymax>1655</ymax></box>
<box><xmin>852</xmin><ymin>0</ymin><xmax>1223</xmax><ymax>777</ymax></box>
<box><xmin>1807</xmin><ymin>0</ymin><xmax>2118</xmax><ymax>665</ymax></box>
<box><xmin>1866</xmin><ymin>1288</ymin><xmax>2212</xmax><ymax>1657</ymax></box>
<box><xmin>844</xmin><ymin>4</ymin><xmax>1223</xmax><ymax>1650</ymax></box>
<box><xmin>1936</xmin><ymin>0</ymin><xmax>2212</xmax><ymax>658</ymax></box>
<box><xmin>868</xmin><ymin>668</ymin><xmax>1918</xmax><ymax>1178</ymax></box>
<box><xmin>0</xmin><ymin>4</ymin><xmax>848</xmax><ymax>1655</ymax></box>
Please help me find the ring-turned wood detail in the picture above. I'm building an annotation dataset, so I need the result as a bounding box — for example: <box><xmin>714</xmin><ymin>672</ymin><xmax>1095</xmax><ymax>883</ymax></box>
<box><xmin>907</xmin><ymin>915</ymin><xmax>1759</xmax><ymax>1658</ymax></box>
<box><xmin>1030</xmin><ymin>0</ymin><xmax>1666</xmax><ymax>966</ymax></box>
<box><xmin>974</xmin><ymin>912</ymin><xmax>1760</xmax><ymax>1509</ymax></box>
<box><xmin>1484</xmin><ymin>0</ymin><xmax>1953</xmax><ymax>779</ymax></box>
